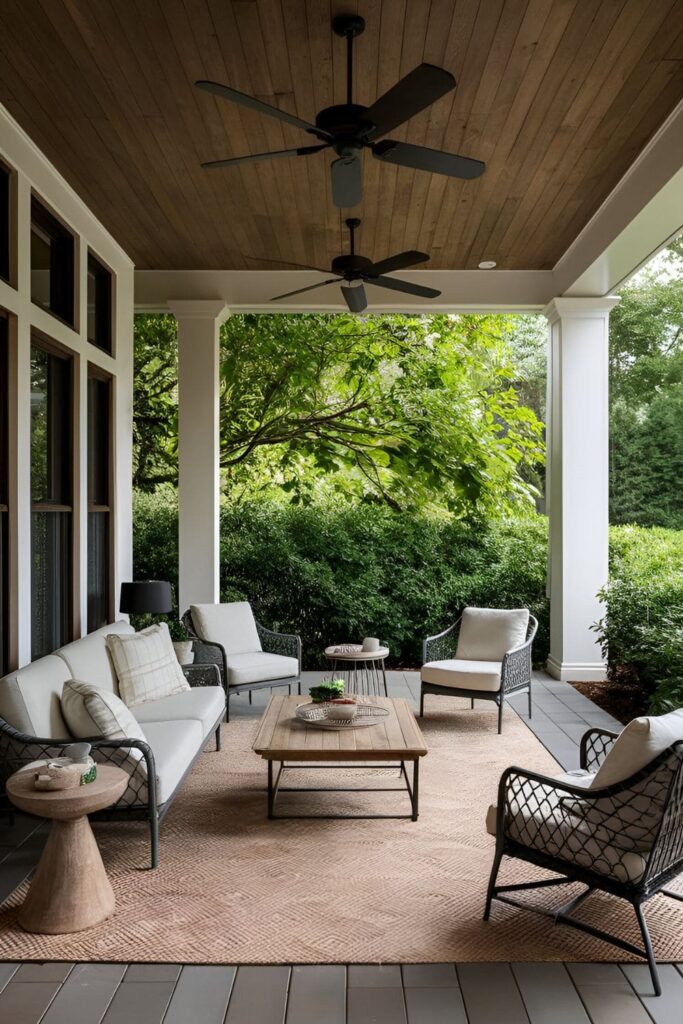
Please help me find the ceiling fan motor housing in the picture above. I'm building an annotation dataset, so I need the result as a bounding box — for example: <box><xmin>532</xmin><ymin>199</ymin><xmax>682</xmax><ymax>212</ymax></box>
<box><xmin>314</xmin><ymin>105</ymin><xmax>375</xmax><ymax>152</ymax></box>
<box><xmin>331</xmin><ymin>253</ymin><xmax>374</xmax><ymax>279</ymax></box>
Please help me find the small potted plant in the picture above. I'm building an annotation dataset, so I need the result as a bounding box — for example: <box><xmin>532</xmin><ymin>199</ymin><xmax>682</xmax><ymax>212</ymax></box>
<box><xmin>309</xmin><ymin>679</ymin><xmax>345</xmax><ymax>704</ymax></box>
<box><xmin>167</xmin><ymin>618</ymin><xmax>194</xmax><ymax>666</ymax></box>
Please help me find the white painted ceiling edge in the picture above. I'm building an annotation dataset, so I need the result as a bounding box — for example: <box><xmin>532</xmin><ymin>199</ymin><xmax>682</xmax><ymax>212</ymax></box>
<box><xmin>135</xmin><ymin>95</ymin><xmax>683</xmax><ymax>314</ymax></box>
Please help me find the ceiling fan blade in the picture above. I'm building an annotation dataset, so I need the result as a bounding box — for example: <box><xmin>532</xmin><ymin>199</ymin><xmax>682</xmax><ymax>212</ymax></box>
<box><xmin>364</xmin><ymin>64</ymin><xmax>456</xmax><ymax>140</ymax></box>
<box><xmin>368</xmin><ymin>250</ymin><xmax>430</xmax><ymax>276</ymax></box>
<box><xmin>244</xmin><ymin>255</ymin><xmax>332</xmax><ymax>274</ymax></box>
<box><xmin>341</xmin><ymin>284</ymin><xmax>368</xmax><ymax>313</ymax></box>
<box><xmin>201</xmin><ymin>144</ymin><xmax>328</xmax><ymax>170</ymax></box>
<box><xmin>270</xmin><ymin>278</ymin><xmax>340</xmax><ymax>301</ymax></box>
<box><xmin>365</xmin><ymin>275</ymin><xmax>441</xmax><ymax>299</ymax></box>
<box><xmin>195</xmin><ymin>80</ymin><xmax>329</xmax><ymax>138</ymax></box>
<box><xmin>373</xmin><ymin>140</ymin><xmax>485</xmax><ymax>179</ymax></box>
<box><xmin>331</xmin><ymin>155</ymin><xmax>362</xmax><ymax>208</ymax></box>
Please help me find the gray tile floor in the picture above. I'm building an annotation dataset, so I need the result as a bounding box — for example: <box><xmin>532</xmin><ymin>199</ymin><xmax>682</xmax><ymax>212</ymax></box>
<box><xmin>2</xmin><ymin>672</ymin><xmax>680</xmax><ymax>1024</ymax></box>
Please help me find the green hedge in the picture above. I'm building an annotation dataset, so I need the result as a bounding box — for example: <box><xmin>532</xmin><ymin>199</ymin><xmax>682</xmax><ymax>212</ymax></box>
<box><xmin>594</xmin><ymin>525</ymin><xmax>683</xmax><ymax>712</ymax></box>
<box><xmin>133</xmin><ymin>493</ymin><xmax>683</xmax><ymax>710</ymax></box>
<box><xmin>133</xmin><ymin>491</ymin><xmax>549</xmax><ymax>668</ymax></box>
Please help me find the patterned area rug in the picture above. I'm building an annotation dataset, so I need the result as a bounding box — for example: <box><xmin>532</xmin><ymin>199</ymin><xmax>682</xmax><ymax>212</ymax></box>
<box><xmin>1</xmin><ymin>697</ymin><xmax>682</xmax><ymax>963</ymax></box>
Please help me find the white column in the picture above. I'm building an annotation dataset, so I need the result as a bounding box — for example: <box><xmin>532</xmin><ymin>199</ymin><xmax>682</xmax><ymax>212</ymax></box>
<box><xmin>169</xmin><ymin>301</ymin><xmax>229</xmax><ymax>614</ymax></box>
<box><xmin>544</xmin><ymin>296</ymin><xmax>619</xmax><ymax>682</ymax></box>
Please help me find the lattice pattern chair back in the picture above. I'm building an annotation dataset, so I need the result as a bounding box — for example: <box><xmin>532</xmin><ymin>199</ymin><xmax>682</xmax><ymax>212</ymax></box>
<box><xmin>644</xmin><ymin>742</ymin><xmax>683</xmax><ymax>890</ymax></box>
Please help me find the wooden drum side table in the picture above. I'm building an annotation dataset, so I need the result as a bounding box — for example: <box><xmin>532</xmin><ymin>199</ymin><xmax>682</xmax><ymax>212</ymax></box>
<box><xmin>323</xmin><ymin>644</ymin><xmax>389</xmax><ymax>696</ymax></box>
<box><xmin>6</xmin><ymin>764</ymin><xmax>128</xmax><ymax>934</ymax></box>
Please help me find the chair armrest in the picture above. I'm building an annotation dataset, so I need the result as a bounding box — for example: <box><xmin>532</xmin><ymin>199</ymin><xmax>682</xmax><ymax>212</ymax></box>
<box><xmin>580</xmin><ymin>728</ymin><xmax>620</xmax><ymax>772</ymax></box>
<box><xmin>423</xmin><ymin>619</ymin><xmax>461</xmax><ymax>664</ymax></box>
<box><xmin>256</xmin><ymin>622</ymin><xmax>302</xmax><ymax>671</ymax></box>
<box><xmin>501</xmin><ymin>637</ymin><xmax>533</xmax><ymax>693</ymax></box>
<box><xmin>182</xmin><ymin>662</ymin><xmax>222</xmax><ymax>688</ymax></box>
<box><xmin>186</xmin><ymin>637</ymin><xmax>227</xmax><ymax>687</ymax></box>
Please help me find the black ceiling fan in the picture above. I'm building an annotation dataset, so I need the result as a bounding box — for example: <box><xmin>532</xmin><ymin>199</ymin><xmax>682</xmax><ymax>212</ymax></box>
<box><xmin>264</xmin><ymin>218</ymin><xmax>441</xmax><ymax>313</ymax></box>
<box><xmin>196</xmin><ymin>14</ymin><xmax>485</xmax><ymax>208</ymax></box>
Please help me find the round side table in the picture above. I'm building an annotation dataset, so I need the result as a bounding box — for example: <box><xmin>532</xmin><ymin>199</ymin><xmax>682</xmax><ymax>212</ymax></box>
<box><xmin>6</xmin><ymin>764</ymin><xmax>128</xmax><ymax>934</ymax></box>
<box><xmin>323</xmin><ymin>644</ymin><xmax>389</xmax><ymax>696</ymax></box>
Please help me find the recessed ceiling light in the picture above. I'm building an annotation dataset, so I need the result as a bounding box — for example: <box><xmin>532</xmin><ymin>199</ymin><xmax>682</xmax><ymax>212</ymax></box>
<box><xmin>478</xmin><ymin>260</ymin><xmax>497</xmax><ymax>269</ymax></box>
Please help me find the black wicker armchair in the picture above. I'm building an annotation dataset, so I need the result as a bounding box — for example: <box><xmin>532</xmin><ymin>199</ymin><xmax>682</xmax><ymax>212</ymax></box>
<box><xmin>183</xmin><ymin>607</ymin><xmax>301</xmax><ymax>721</ymax></box>
<box><xmin>485</xmin><ymin>727</ymin><xmax>683</xmax><ymax>996</ymax></box>
<box><xmin>421</xmin><ymin>612</ymin><xmax>538</xmax><ymax>733</ymax></box>
<box><xmin>0</xmin><ymin>661</ymin><xmax>222</xmax><ymax>869</ymax></box>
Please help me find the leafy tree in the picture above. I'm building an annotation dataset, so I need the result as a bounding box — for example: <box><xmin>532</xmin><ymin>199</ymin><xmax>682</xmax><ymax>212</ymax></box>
<box><xmin>133</xmin><ymin>312</ymin><xmax>544</xmax><ymax>517</ymax></box>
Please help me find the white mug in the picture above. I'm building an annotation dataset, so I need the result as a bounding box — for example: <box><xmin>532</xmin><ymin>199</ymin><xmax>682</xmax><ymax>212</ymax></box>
<box><xmin>362</xmin><ymin>636</ymin><xmax>380</xmax><ymax>652</ymax></box>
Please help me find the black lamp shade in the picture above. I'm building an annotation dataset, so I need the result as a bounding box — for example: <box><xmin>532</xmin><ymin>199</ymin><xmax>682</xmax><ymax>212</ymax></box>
<box><xmin>119</xmin><ymin>580</ymin><xmax>173</xmax><ymax>615</ymax></box>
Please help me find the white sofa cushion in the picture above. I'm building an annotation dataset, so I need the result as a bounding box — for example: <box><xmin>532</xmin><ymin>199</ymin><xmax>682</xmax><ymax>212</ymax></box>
<box><xmin>0</xmin><ymin>655</ymin><xmax>72</xmax><ymax>738</ymax></box>
<box><xmin>132</xmin><ymin>686</ymin><xmax>225</xmax><ymax>737</ymax></box>
<box><xmin>591</xmin><ymin>710</ymin><xmax>683</xmax><ymax>789</ymax></box>
<box><xmin>455</xmin><ymin>607</ymin><xmax>529</xmax><ymax>662</ymax></box>
<box><xmin>107</xmin><ymin>623</ymin><xmax>189</xmax><ymax>708</ymax></box>
<box><xmin>224</xmin><ymin>651</ymin><xmax>299</xmax><ymax>687</ymax></box>
<box><xmin>421</xmin><ymin>659</ymin><xmax>502</xmax><ymax>692</ymax></box>
<box><xmin>57</xmin><ymin>621</ymin><xmax>134</xmax><ymax>695</ymax></box>
<box><xmin>191</xmin><ymin>602</ymin><xmax>262</xmax><ymax>655</ymax></box>
<box><xmin>138</xmin><ymin>719</ymin><xmax>204</xmax><ymax>804</ymax></box>
<box><xmin>61</xmin><ymin>681</ymin><xmax>146</xmax><ymax>761</ymax></box>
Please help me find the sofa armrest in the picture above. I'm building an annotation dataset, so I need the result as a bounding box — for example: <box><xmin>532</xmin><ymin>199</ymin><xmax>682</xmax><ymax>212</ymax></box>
<box><xmin>182</xmin><ymin>662</ymin><xmax>222</xmax><ymax>688</ymax></box>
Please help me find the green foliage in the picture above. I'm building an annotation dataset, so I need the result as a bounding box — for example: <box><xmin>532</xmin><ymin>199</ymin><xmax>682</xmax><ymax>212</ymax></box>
<box><xmin>133</xmin><ymin>490</ymin><xmax>550</xmax><ymax>668</ymax></box>
<box><xmin>134</xmin><ymin>312</ymin><xmax>544</xmax><ymax>517</ymax></box>
<box><xmin>594</xmin><ymin>525</ymin><xmax>683</xmax><ymax>713</ymax></box>
<box><xmin>609</xmin><ymin>240</ymin><xmax>683</xmax><ymax>528</ymax></box>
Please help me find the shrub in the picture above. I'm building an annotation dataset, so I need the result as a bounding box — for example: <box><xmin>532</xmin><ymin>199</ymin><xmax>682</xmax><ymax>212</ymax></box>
<box><xmin>133</xmin><ymin>491</ymin><xmax>549</xmax><ymax>668</ymax></box>
<box><xmin>596</xmin><ymin>525</ymin><xmax>683</xmax><ymax>712</ymax></box>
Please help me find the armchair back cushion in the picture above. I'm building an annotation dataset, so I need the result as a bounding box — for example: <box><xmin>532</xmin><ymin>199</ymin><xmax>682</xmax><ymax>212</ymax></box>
<box><xmin>191</xmin><ymin>602</ymin><xmax>262</xmax><ymax>655</ymax></box>
<box><xmin>591</xmin><ymin>709</ymin><xmax>683</xmax><ymax>789</ymax></box>
<box><xmin>455</xmin><ymin>607</ymin><xmax>530</xmax><ymax>662</ymax></box>
<box><xmin>57</xmin><ymin>620</ymin><xmax>134</xmax><ymax>696</ymax></box>
<box><xmin>0</xmin><ymin>655</ymin><xmax>72</xmax><ymax>739</ymax></box>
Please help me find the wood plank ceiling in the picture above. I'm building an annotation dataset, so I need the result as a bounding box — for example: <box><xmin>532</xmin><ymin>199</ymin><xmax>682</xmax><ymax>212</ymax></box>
<box><xmin>0</xmin><ymin>0</ymin><xmax>682</xmax><ymax>272</ymax></box>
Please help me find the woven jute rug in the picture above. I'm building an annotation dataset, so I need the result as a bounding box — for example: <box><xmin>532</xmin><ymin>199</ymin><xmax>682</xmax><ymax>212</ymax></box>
<box><xmin>1</xmin><ymin>697</ymin><xmax>682</xmax><ymax>964</ymax></box>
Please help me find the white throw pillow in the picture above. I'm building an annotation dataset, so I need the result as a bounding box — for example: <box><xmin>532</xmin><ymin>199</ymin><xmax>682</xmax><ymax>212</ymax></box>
<box><xmin>107</xmin><ymin>622</ymin><xmax>190</xmax><ymax>708</ymax></box>
<box><xmin>456</xmin><ymin>607</ymin><xmax>529</xmax><ymax>662</ymax></box>
<box><xmin>61</xmin><ymin>680</ymin><xmax>147</xmax><ymax>761</ymax></box>
<box><xmin>591</xmin><ymin>709</ymin><xmax>683</xmax><ymax>789</ymax></box>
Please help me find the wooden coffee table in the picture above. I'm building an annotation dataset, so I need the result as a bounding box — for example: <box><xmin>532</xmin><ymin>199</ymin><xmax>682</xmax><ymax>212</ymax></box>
<box><xmin>253</xmin><ymin>695</ymin><xmax>428</xmax><ymax>820</ymax></box>
<box><xmin>6</xmin><ymin>764</ymin><xmax>128</xmax><ymax>934</ymax></box>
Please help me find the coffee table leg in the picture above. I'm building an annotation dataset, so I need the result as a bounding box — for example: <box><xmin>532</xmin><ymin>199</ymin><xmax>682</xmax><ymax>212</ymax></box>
<box><xmin>411</xmin><ymin>759</ymin><xmax>419</xmax><ymax>821</ymax></box>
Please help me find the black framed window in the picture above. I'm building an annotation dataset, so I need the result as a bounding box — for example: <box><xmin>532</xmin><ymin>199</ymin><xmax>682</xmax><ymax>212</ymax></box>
<box><xmin>0</xmin><ymin>162</ymin><xmax>9</xmax><ymax>284</ymax></box>
<box><xmin>30</xmin><ymin>197</ymin><xmax>74</xmax><ymax>327</ymax></box>
<box><xmin>87</xmin><ymin>252</ymin><xmax>112</xmax><ymax>353</ymax></box>
<box><xmin>87</xmin><ymin>370</ymin><xmax>112</xmax><ymax>631</ymax></box>
<box><xmin>31</xmin><ymin>340</ymin><xmax>73</xmax><ymax>658</ymax></box>
<box><xmin>0</xmin><ymin>313</ymin><xmax>9</xmax><ymax>673</ymax></box>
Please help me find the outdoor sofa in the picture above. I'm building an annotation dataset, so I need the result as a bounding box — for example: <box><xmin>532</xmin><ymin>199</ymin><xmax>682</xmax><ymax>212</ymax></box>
<box><xmin>0</xmin><ymin>621</ymin><xmax>225</xmax><ymax>868</ymax></box>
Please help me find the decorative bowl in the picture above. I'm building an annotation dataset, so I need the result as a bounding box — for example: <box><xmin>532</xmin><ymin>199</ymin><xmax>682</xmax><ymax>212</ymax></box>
<box><xmin>326</xmin><ymin>699</ymin><xmax>358</xmax><ymax>721</ymax></box>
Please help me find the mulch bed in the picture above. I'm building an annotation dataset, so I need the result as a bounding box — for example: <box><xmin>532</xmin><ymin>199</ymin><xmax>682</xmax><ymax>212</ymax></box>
<box><xmin>570</xmin><ymin>679</ymin><xmax>647</xmax><ymax>725</ymax></box>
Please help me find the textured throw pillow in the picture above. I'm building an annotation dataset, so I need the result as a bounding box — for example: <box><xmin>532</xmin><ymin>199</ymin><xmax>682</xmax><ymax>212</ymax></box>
<box><xmin>107</xmin><ymin>622</ymin><xmax>190</xmax><ymax>708</ymax></box>
<box><xmin>456</xmin><ymin>607</ymin><xmax>529</xmax><ymax>662</ymax></box>
<box><xmin>61</xmin><ymin>680</ymin><xmax>147</xmax><ymax>762</ymax></box>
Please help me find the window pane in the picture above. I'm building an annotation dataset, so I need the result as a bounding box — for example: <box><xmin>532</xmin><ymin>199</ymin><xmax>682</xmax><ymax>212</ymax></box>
<box><xmin>31</xmin><ymin>346</ymin><xmax>71</xmax><ymax>504</ymax></box>
<box><xmin>87</xmin><ymin>254</ymin><xmax>112</xmax><ymax>353</ymax></box>
<box><xmin>88</xmin><ymin>375</ymin><xmax>110</xmax><ymax>505</ymax></box>
<box><xmin>31</xmin><ymin>510</ymin><xmax>71</xmax><ymax>659</ymax></box>
<box><xmin>0</xmin><ymin>314</ymin><xmax>8</xmax><ymax>673</ymax></box>
<box><xmin>88</xmin><ymin>511</ymin><xmax>109</xmax><ymax>632</ymax></box>
<box><xmin>0</xmin><ymin>163</ymin><xmax>9</xmax><ymax>284</ymax></box>
<box><xmin>0</xmin><ymin>510</ymin><xmax>7</xmax><ymax>674</ymax></box>
<box><xmin>30</xmin><ymin>197</ymin><xmax>74</xmax><ymax>326</ymax></box>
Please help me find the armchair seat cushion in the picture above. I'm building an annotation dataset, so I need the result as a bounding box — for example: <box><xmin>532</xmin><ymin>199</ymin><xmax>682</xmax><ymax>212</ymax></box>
<box><xmin>421</xmin><ymin>659</ymin><xmax>502</xmax><ymax>692</ymax></box>
<box><xmin>132</xmin><ymin>686</ymin><xmax>225</xmax><ymax>737</ymax></box>
<box><xmin>224</xmin><ymin>651</ymin><xmax>299</xmax><ymax>687</ymax></box>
